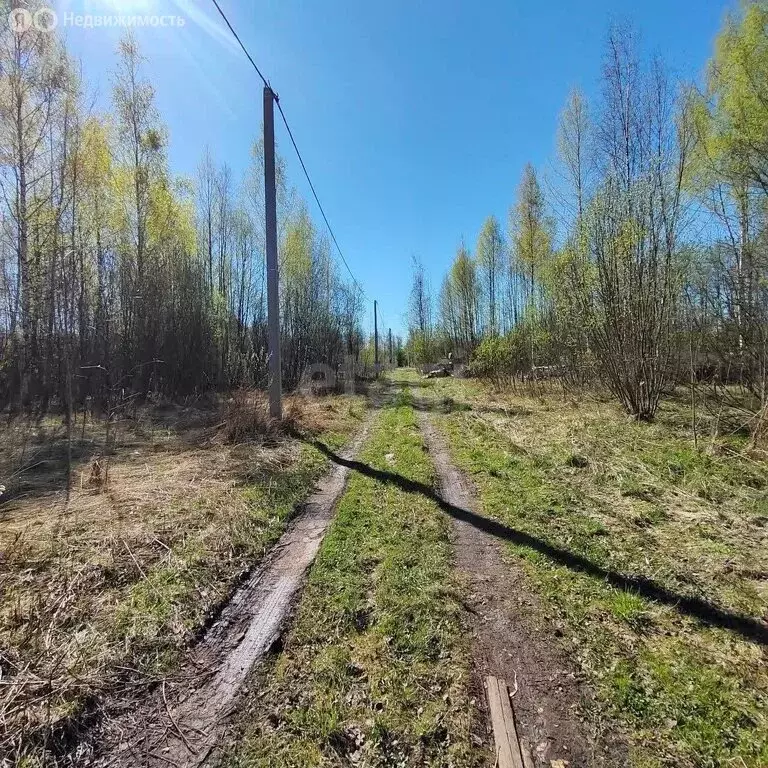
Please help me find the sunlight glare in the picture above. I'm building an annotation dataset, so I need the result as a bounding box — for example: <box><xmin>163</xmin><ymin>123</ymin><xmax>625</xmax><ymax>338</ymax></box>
<box><xmin>99</xmin><ymin>0</ymin><xmax>155</xmax><ymax>11</ymax></box>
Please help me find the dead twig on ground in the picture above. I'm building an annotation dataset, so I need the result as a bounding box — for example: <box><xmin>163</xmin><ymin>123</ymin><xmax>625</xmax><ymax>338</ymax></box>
<box><xmin>162</xmin><ymin>680</ymin><xmax>194</xmax><ymax>754</ymax></box>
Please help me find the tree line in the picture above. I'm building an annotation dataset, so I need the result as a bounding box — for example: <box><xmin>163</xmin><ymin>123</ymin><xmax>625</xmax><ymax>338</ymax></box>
<box><xmin>0</xmin><ymin>6</ymin><xmax>366</xmax><ymax>416</ymax></box>
<box><xmin>407</xmin><ymin>4</ymin><xmax>768</xmax><ymax>431</ymax></box>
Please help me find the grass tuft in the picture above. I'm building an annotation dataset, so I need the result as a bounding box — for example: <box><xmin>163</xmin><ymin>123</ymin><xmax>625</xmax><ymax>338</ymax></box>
<box><xmin>609</xmin><ymin>590</ymin><xmax>648</xmax><ymax>627</ymax></box>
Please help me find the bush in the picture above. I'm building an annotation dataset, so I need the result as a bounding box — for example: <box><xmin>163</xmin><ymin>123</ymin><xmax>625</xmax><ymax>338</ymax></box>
<box><xmin>468</xmin><ymin>330</ymin><xmax>531</xmax><ymax>383</ymax></box>
<box><xmin>223</xmin><ymin>390</ymin><xmax>276</xmax><ymax>443</ymax></box>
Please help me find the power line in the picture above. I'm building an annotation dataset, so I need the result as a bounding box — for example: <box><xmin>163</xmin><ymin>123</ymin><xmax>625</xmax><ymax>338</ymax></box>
<box><xmin>210</xmin><ymin>0</ymin><xmax>269</xmax><ymax>88</ymax></box>
<box><xmin>210</xmin><ymin>0</ymin><xmax>367</xmax><ymax>300</ymax></box>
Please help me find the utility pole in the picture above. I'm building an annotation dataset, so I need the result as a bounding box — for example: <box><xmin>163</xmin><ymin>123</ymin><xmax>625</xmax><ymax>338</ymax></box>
<box><xmin>373</xmin><ymin>300</ymin><xmax>379</xmax><ymax>376</ymax></box>
<box><xmin>264</xmin><ymin>86</ymin><xmax>282</xmax><ymax>419</ymax></box>
<box><xmin>388</xmin><ymin>328</ymin><xmax>393</xmax><ymax>366</ymax></box>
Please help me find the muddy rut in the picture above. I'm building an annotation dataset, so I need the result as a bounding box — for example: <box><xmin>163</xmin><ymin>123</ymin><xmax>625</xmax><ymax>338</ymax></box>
<box><xmin>418</xmin><ymin>410</ymin><xmax>623</xmax><ymax>767</ymax></box>
<box><xmin>93</xmin><ymin>416</ymin><xmax>373</xmax><ymax>768</ymax></box>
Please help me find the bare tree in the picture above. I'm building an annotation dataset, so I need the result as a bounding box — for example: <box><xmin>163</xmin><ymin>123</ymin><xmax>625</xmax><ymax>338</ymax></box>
<box><xmin>557</xmin><ymin>87</ymin><xmax>592</xmax><ymax>221</ymax></box>
<box><xmin>575</xmin><ymin>27</ymin><xmax>692</xmax><ymax>419</ymax></box>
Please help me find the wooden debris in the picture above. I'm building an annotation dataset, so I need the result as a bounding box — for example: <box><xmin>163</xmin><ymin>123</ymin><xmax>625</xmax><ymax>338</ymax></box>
<box><xmin>485</xmin><ymin>675</ymin><xmax>526</xmax><ymax>768</ymax></box>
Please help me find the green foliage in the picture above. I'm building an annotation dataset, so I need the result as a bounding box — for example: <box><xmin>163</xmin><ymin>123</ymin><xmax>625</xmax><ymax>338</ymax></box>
<box><xmin>697</xmin><ymin>2</ymin><xmax>768</xmax><ymax>185</ymax></box>
<box><xmin>476</xmin><ymin>215</ymin><xmax>505</xmax><ymax>335</ymax></box>
<box><xmin>608</xmin><ymin>642</ymin><xmax>768</xmax><ymax>767</ymax></box>
<box><xmin>467</xmin><ymin>316</ymin><xmax>552</xmax><ymax>381</ymax></box>
<box><xmin>405</xmin><ymin>329</ymin><xmax>436</xmax><ymax>365</ymax></box>
<box><xmin>282</xmin><ymin>206</ymin><xmax>315</xmax><ymax>286</ymax></box>
<box><xmin>511</xmin><ymin>164</ymin><xmax>553</xmax><ymax>282</ymax></box>
<box><xmin>441</xmin><ymin>244</ymin><xmax>481</xmax><ymax>354</ymax></box>
<box><xmin>510</xmin><ymin>163</ymin><xmax>554</xmax><ymax>312</ymax></box>
<box><xmin>468</xmin><ymin>333</ymin><xmax>523</xmax><ymax>380</ymax></box>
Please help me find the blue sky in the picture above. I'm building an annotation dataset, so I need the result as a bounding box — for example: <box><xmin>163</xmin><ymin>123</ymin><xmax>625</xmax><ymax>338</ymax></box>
<box><xmin>56</xmin><ymin>0</ymin><xmax>733</xmax><ymax>337</ymax></box>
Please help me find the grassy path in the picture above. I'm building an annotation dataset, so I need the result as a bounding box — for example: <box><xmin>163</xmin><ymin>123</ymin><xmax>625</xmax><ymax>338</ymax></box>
<box><xmin>224</xmin><ymin>396</ymin><xmax>483</xmax><ymax>767</ymax></box>
<box><xmin>417</xmin><ymin>410</ymin><xmax>608</xmax><ymax>767</ymax></box>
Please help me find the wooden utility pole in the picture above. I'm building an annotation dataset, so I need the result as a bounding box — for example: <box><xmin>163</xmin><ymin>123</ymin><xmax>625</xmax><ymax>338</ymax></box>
<box><xmin>264</xmin><ymin>86</ymin><xmax>282</xmax><ymax>419</ymax></box>
<box><xmin>373</xmin><ymin>300</ymin><xmax>379</xmax><ymax>375</ymax></box>
<box><xmin>388</xmin><ymin>328</ymin><xmax>393</xmax><ymax>366</ymax></box>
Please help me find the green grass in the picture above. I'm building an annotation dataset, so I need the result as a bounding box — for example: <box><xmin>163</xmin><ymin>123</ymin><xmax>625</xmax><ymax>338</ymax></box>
<box><xmin>224</xmin><ymin>403</ymin><xmax>480</xmax><ymax>768</ymax></box>
<box><xmin>608</xmin><ymin>589</ymin><xmax>648</xmax><ymax>627</ymax></box>
<box><xmin>416</xmin><ymin>374</ymin><xmax>768</xmax><ymax>768</ymax></box>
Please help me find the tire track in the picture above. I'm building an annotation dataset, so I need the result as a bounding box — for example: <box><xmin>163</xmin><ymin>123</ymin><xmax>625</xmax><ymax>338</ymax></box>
<box><xmin>93</xmin><ymin>412</ymin><xmax>375</xmax><ymax>768</ymax></box>
<box><xmin>417</xmin><ymin>406</ymin><xmax>621</xmax><ymax>767</ymax></box>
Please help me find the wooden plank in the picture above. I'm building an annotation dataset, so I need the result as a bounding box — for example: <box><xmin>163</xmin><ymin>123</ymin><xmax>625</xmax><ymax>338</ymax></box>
<box><xmin>485</xmin><ymin>676</ymin><xmax>525</xmax><ymax>768</ymax></box>
<box><xmin>485</xmin><ymin>676</ymin><xmax>513</xmax><ymax>767</ymax></box>
<box><xmin>495</xmin><ymin>677</ymin><xmax>525</xmax><ymax>768</ymax></box>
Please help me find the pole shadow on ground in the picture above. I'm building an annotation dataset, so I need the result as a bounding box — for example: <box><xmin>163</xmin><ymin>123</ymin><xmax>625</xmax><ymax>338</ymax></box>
<box><xmin>308</xmin><ymin>438</ymin><xmax>768</xmax><ymax>647</ymax></box>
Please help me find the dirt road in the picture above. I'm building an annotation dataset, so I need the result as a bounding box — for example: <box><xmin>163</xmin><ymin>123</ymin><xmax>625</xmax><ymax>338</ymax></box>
<box><xmin>419</xmin><ymin>410</ymin><xmax>620</xmax><ymax>767</ymax></box>
<box><xmin>92</xmin><ymin>416</ymin><xmax>374</xmax><ymax>767</ymax></box>
<box><xmin>82</xmin><ymin>381</ymin><xmax>616</xmax><ymax>767</ymax></box>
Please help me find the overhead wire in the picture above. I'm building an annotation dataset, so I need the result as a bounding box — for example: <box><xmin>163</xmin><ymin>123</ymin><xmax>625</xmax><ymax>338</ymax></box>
<box><xmin>210</xmin><ymin>0</ymin><xmax>368</xmax><ymax>300</ymax></box>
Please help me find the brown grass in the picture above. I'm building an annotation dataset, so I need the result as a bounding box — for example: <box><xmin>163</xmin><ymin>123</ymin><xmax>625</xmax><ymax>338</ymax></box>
<box><xmin>0</xmin><ymin>390</ymin><xmax>366</xmax><ymax>763</ymax></box>
<box><xmin>218</xmin><ymin>390</ymin><xmax>339</xmax><ymax>446</ymax></box>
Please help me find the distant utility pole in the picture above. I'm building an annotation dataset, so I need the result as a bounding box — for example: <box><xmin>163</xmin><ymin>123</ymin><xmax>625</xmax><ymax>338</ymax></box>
<box><xmin>388</xmin><ymin>328</ymin><xmax>393</xmax><ymax>366</ymax></box>
<box><xmin>264</xmin><ymin>86</ymin><xmax>282</xmax><ymax>419</ymax></box>
<box><xmin>373</xmin><ymin>300</ymin><xmax>379</xmax><ymax>375</ymax></box>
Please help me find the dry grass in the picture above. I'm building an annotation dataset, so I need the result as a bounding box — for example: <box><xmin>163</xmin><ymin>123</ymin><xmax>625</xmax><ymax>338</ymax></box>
<box><xmin>218</xmin><ymin>390</ymin><xmax>343</xmax><ymax>446</ymax></box>
<box><xmin>0</xmin><ymin>390</ymin><xmax>366</xmax><ymax>763</ymax></box>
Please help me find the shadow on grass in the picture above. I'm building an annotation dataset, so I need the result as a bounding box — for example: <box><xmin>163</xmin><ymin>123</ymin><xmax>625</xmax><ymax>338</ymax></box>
<box><xmin>310</xmin><ymin>438</ymin><xmax>768</xmax><ymax>646</ymax></box>
<box><xmin>0</xmin><ymin>435</ymin><xmax>98</xmax><ymax>507</ymax></box>
<box><xmin>391</xmin><ymin>379</ymin><xmax>433</xmax><ymax>389</ymax></box>
<box><xmin>409</xmin><ymin>399</ymin><xmax>523</xmax><ymax>417</ymax></box>
<box><xmin>409</xmin><ymin>399</ymin><xmax>466</xmax><ymax>414</ymax></box>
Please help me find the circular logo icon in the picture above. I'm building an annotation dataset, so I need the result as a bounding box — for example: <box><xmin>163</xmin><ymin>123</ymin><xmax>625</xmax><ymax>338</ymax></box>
<box><xmin>33</xmin><ymin>7</ymin><xmax>57</xmax><ymax>31</ymax></box>
<box><xmin>8</xmin><ymin>8</ymin><xmax>32</xmax><ymax>33</ymax></box>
